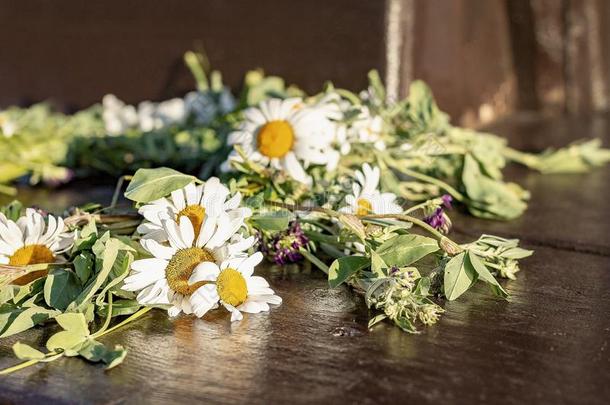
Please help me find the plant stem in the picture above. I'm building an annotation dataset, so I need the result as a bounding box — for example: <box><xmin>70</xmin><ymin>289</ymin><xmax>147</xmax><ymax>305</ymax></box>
<box><xmin>110</xmin><ymin>175</ymin><xmax>132</xmax><ymax>208</ymax></box>
<box><xmin>0</xmin><ymin>352</ymin><xmax>63</xmax><ymax>376</ymax></box>
<box><xmin>383</xmin><ymin>155</ymin><xmax>466</xmax><ymax>202</ymax></box>
<box><xmin>91</xmin><ymin>293</ymin><xmax>113</xmax><ymax>339</ymax></box>
<box><xmin>299</xmin><ymin>248</ymin><xmax>329</xmax><ymax>274</ymax></box>
<box><xmin>400</xmin><ymin>168</ymin><xmax>465</xmax><ymax>202</ymax></box>
<box><xmin>502</xmin><ymin>147</ymin><xmax>541</xmax><ymax>170</ymax></box>
<box><xmin>361</xmin><ymin>213</ymin><xmax>463</xmax><ymax>255</ymax></box>
<box><xmin>94</xmin><ymin>307</ymin><xmax>153</xmax><ymax>339</ymax></box>
<box><xmin>403</xmin><ymin>201</ymin><xmax>431</xmax><ymax>215</ymax></box>
<box><xmin>0</xmin><ymin>359</ymin><xmax>39</xmax><ymax>375</ymax></box>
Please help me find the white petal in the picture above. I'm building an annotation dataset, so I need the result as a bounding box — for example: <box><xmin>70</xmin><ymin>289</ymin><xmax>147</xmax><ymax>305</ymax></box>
<box><xmin>171</xmin><ymin>189</ymin><xmax>186</xmax><ymax>211</ymax></box>
<box><xmin>178</xmin><ymin>216</ymin><xmax>195</xmax><ymax>247</ymax></box>
<box><xmin>196</xmin><ymin>216</ymin><xmax>217</xmax><ymax>247</ymax></box>
<box><xmin>223</xmin><ymin>192</ymin><xmax>242</xmax><ymax>210</ymax></box>
<box><xmin>237</xmin><ymin>252</ymin><xmax>263</xmax><ymax>277</ymax></box>
<box><xmin>141</xmin><ymin>238</ymin><xmax>176</xmax><ymax>260</ymax></box>
<box><xmin>222</xmin><ymin>303</ymin><xmax>243</xmax><ymax>322</ymax></box>
<box><xmin>246</xmin><ymin>276</ymin><xmax>270</xmax><ymax>290</ymax></box>
<box><xmin>123</xmin><ymin>267</ymin><xmax>165</xmax><ymax>291</ymax></box>
<box><xmin>189</xmin><ymin>261</ymin><xmax>220</xmax><ymax>284</ymax></box>
<box><xmin>282</xmin><ymin>152</ymin><xmax>312</xmax><ymax>185</ymax></box>
<box><xmin>190</xmin><ymin>284</ymin><xmax>220</xmax><ymax>317</ymax></box>
<box><xmin>184</xmin><ymin>183</ymin><xmax>198</xmax><ymax>206</ymax></box>
<box><xmin>237</xmin><ymin>300</ymin><xmax>264</xmax><ymax>314</ymax></box>
<box><xmin>130</xmin><ymin>258</ymin><xmax>168</xmax><ymax>273</ymax></box>
<box><xmin>163</xmin><ymin>219</ymin><xmax>189</xmax><ymax>249</ymax></box>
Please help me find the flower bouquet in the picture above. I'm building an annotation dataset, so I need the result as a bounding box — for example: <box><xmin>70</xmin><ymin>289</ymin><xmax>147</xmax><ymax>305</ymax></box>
<box><xmin>0</xmin><ymin>51</ymin><xmax>608</xmax><ymax>374</ymax></box>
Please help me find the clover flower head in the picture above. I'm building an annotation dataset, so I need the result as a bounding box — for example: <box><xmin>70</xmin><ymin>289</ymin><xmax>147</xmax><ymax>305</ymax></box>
<box><xmin>259</xmin><ymin>221</ymin><xmax>309</xmax><ymax>266</ymax></box>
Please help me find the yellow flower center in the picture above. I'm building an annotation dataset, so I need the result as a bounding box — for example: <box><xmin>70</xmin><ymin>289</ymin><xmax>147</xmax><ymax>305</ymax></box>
<box><xmin>9</xmin><ymin>244</ymin><xmax>55</xmax><ymax>266</ymax></box>
<box><xmin>8</xmin><ymin>245</ymin><xmax>55</xmax><ymax>285</ymax></box>
<box><xmin>356</xmin><ymin>198</ymin><xmax>373</xmax><ymax>216</ymax></box>
<box><xmin>165</xmin><ymin>247</ymin><xmax>216</xmax><ymax>296</ymax></box>
<box><xmin>176</xmin><ymin>204</ymin><xmax>206</xmax><ymax>240</ymax></box>
<box><xmin>257</xmin><ymin>120</ymin><xmax>295</xmax><ymax>158</ymax></box>
<box><xmin>216</xmin><ymin>268</ymin><xmax>248</xmax><ymax>307</ymax></box>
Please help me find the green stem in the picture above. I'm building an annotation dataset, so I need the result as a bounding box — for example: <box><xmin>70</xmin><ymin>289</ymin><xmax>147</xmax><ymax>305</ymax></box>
<box><xmin>502</xmin><ymin>147</ymin><xmax>541</xmax><ymax>170</ymax></box>
<box><xmin>0</xmin><ymin>359</ymin><xmax>39</xmax><ymax>375</ymax></box>
<box><xmin>0</xmin><ymin>352</ymin><xmax>63</xmax><ymax>376</ymax></box>
<box><xmin>94</xmin><ymin>306</ymin><xmax>153</xmax><ymax>339</ymax></box>
<box><xmin>110</xmin><ymin>175</ymin><xmax>132</xmax><ymax>208</ymax></box>
<box><xmin>362</xmin><ymin>214</ymin><xmax>462</xmax><ymax>255</ymax></box>
<box><xmin>91</xmin><ymin>293</ymin><xmax>113</xmax><ymax>339</ymax></box>
<box><xmin>299</xmin><ymin>248</ymin><xmax>329</xmax><ymax>274</ymax></box>
<box><xmin>383</xmin><ymin>156</ymin><xmax>466</xmax><ymax>202</ymax></box>
<box><xmin>403</xmin><ymin>201</ymin><xmax>431</xmax><ymax>215</ymax></box>
<box><xmin>400</xmin><ymin>168</ymin><xmax>465</xmax><ymax>202</ymax></box>
<box><xmin>0</xmin><ymin>183</ymin><xmax>17</xmax><ymax>196</ymax></box>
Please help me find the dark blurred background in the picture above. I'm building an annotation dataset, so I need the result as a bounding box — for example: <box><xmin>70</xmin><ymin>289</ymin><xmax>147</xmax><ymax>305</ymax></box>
<box><xmin>0</xmin><ymin>0</ymin><xmax>608</xmax><ymax>127</ymax></box>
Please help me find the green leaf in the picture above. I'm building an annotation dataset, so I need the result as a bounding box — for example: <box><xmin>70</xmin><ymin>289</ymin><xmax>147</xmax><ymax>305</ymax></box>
<box><xmin>405</xmin><ymin>80</ymin><xmax>449</xmax><ymax>134</ymax></box>
<box><xmin>443</xmin><ymin>252</ymin><xmax>477</xmax><ymax>301</ymax></box>
<box><xmin>0</xmin><ymin>305</ymin><xmax>59</xmax><ymax>338</ymax></box>
<box><xmin>46</xmin><ymin>330</ymin><xmax>87</xmax><ymax>354</ymax></box>
<box><xmin>97</xmin><ymin>299</ymin><xmax>141</xmax><ymax>317</ymax></box>
<box><xmin>124</xmin><ymin>167</ymin><xmax>196</xmax><ymax>203</ymax></box>
<box><xmin>414</xmin><ymin>276</ymin><xmax>431</xmax><ymax>296</ymax></box>
<box><xmin>44</xmin><ymin>268</ymin><xmax>82</xmax><ymax>311</ymax></box>
<box><xmin>68</xmin><ymin>238</ymin><xmax>121</xmax><ymax>311</ymax></box>
<box><xmin>462</xmin><ymin>154</ymin><xmax>527</xmax><ymax>220</ymax></box>
<box><xmin>376</xmin><ymin>234</ymin><xmax>439</xmax><ymax>267</ymax></box>
<box><xmin>72</xmin><ymin>218</ymin><xmax>98</xmax><ymax>252</ymax></box>
<box><xmin>500</xmin><ymin>247</ymin><xmax>534</xmax><ymax>260</ymax></box>
<box><xmin>250</xmin><ymin>210</ymin><xmax>294</xmax><ymax>231</ymax></box>
<box><xmin>74</xmin><ymin>252</ymin><xmax>94</xmax><ymax>284</ymax></box>
<box><xmin>370</xmin><ymin>250</ymin><xmax>387</xmax><ymax>277</ymax></box>
<box><xmin>368</xmin><ymin>313</ymin><xmax>387</xmax><ymax>329</ymax></box>
<box><xmin>337</xmin><ymin>214</ymin><xmax>366</xmax><ymax>240</ymax></box>
<box><xmin>13</xmin><ymin>342</ymin><xmax>45</xmax><ymax>360</ymax></box>
<box><xmin>0</xmin><ymin>286</ymin><xmax>16</xmax><ymax>305</ymax></box>
<box><xmin>466</xmin><ymin>251</ymin><xmax>508</xmax><ymax>299</ymax></box>
<box><xmin>55</xmin><ymin>313</ymin><xmax>90</xmax><ymax>335</ymax></box>
<box><xmin>95</xmin><ymin>251</ymin><xmax>134</xmax><ymax>306</ymax></box>
<box><xmin>328</xmin><ymin>256</ymin><xmax>370</xmax><ymax>288</ymax></box>
<box><xmin>12</xmin><ymin>278</ymin><xmax>45</xmax><ymax>305</ymax></box>
<box><xmin>367</xmin><ymin>70</ymin><xmax>386</xmax><ymax>101</ymax></box>
<box><xmin>46</xmin><ymin>313</ymin><xmax>90</xmax><ymax>355</ymax></box>
<box><xmin>78</xmin><ymin>339</ymin><xmax>127</xmax><ymax>369</ymax></box>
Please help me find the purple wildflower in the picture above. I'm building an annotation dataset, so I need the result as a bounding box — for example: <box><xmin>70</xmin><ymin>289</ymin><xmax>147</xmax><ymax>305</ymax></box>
<box><xmin>441</xmin><ymin>194</ymin><xmax>453</xmax><ymax>209</ymax></box>
<box><xmin>424</xmin><ymin>207</ymin><xmax>452</xmax><ymax>234</ymax></box>
<box><xmin>259</xmin><ymin>221</ymin><xmax>309</xmax><ymax>265</ymax></box>
<box><xmin>424</xmin><ymin>208</ymin><xmax>445</xmax><ymax>228</ymax></box>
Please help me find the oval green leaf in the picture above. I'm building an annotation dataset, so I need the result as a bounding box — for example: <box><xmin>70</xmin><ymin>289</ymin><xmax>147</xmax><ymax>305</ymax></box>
<box><xmin>124</xmin><ymin>167</ymin><xmax>196</xmax><ymax>203</ymax></box>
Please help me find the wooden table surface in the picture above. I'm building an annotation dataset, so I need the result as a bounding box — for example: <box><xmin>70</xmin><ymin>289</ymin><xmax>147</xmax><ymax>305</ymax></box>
<box><xmin>0</xmin><ymin>113</ymin><xmax>609</xmax><ymax>404</ymax></box>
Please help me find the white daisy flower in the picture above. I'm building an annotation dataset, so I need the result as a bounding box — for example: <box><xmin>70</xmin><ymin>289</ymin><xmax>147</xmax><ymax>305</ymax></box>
<box><xmin>102</xmin><ymin>94</ymin><xmax>188</xmax><ymax>135</ymax></box>
<box><xmin>0</xmin><ymin>209</ymin><xmax>75</xmax><ymax>284</ymax></box>
<box><xmin>123</xmin><ymin>215</ymin><xmax>257</xmax><ymax>317</ymax></box>
<box><xmin>137</xmin><ymin>98</ymin><xmax>187</xmax><ymax>132</ymax></box>
<box><xmin>0</xmin><ymin>112</ymin><xmax>18</xmax><ymax>138</ymax></box>
<box><xmin>351</xmin><ymin>107</ymin><xmax>387</xmax><ymax>151</ymax></box>
<box><xmin>137</xmin><ymin>178</ymin><xmax>250</xmax><ymax>242</ymax></box>
<box><xmin>339</xmin><ymin>163</ymin><xmax>402</xmax><ymax>216</ymax></box>
<box><xmin>102</xmin><ymin>94</ymin><xmax>138</xmax><ymax>135</ymax></box>
<box><xmin>187</xmin><ymin>252</ymin><xmax>282</xmax><ymax>321</ymax></box>
<box><xmin>224</xmin><ymin>98</ymin><xmax>339</xmax><ymax>184</ymax></box>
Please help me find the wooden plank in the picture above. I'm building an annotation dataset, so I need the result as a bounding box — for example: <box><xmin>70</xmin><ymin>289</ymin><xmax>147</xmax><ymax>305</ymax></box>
<box><xmin>0</xmin><ymin>244</ymin><xmax>608</xmax><ymax>404</ymax></box>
